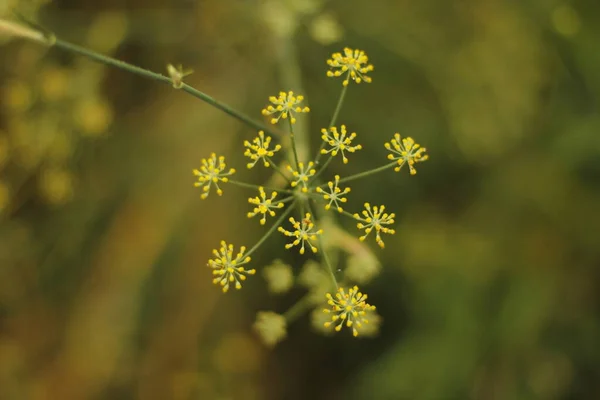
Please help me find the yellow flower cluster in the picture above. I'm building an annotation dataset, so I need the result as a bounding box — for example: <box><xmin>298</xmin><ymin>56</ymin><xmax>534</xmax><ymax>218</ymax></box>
<box><xmin>244</xmin><ymin>130</ymin><xmax>281</xmax><ymax>169</ymax></box>
<box><xmin>323</xmin><ymin>286</ymin><xmax>376</xmax><ymax>337</ymax></box>
<box><xmin>261</xmin><ymin>91</ymin><xmax>310</xmax><ymax>125</ymax></box>
<box><xmin>287</xmin><ymin>162</ymin><xmax>316</xmax><ymax>193</ymax></box>
<box><xmin>190</xmin><ymin>46</ymin><xmax>428</xmax><ymax>345</ymax></box>
<box><xmin>385</xmin><ymin>133</ymin><xmax>429</xmax><ymax>175</ymax></box>
<box><xmin>315</xmin><ymin>175</ymin><xmax>350</xmax><ymax>212</ymax></box>
<box><xmin>193</xmin><ymin>153</ymin><xmax>236</xmax><ymax>199</ymax></box>
<box><xmin>326</xmin><ymin>47</ymin><xmax>374</xmax><ymax>86</ymax></box>
<box><xmin>247</xmin><ymin>187</ymin><xmax>284</xmax><ymax>225</ymax></box>
<box><xmin>320</xmin><ymin>125</ymin><xmax>362</xmax><ymax>164</ymax></box>
<box><xmin>354</xmin><ymin>203</ymin><xmax>396</xmax><ymax>248</ymax></box>
<box><xmin>208</xmin><ymin>241</ymin><xmax>256</xmax><ymax>293</ymax></box>
<box><xmin>278</xmin><ymin>213</ymin><xmax>323</xmax><ymax>254</ymax></box>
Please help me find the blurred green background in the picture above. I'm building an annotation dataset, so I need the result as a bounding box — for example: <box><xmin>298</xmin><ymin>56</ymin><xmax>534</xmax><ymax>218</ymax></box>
<box><xmin>1</xmin><ymin>0</ymin><xmax>600</xmax><ymax>399</ymax></box>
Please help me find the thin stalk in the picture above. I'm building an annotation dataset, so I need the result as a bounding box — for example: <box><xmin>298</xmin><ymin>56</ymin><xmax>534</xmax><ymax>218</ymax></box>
<box><xmin>306</xmin><ymin>202</ymin><xmax>338</xmax><ymax>288</ymax></box>
<box><xmin>333</xmin><ymin>161</ymin><xmax>398</xmax><ymax>185</ymax></box>
<box><xmin>329</xmin><ymin>83</ymin><xmax>349</xmax><ymax>128</ymax></box>
<box><xmin>288</xmin><ymin>119</ymin><xmax>301</xmax><ymax>170</ymax></box>
<box><xmin>309</xmin><ymin>155</ymin><xmax>333</xmax><ymax>183</ymax></box>
<box><xmin>278</xmin><ymin>196</ymin><xmax>296</xmax><ymax>204</ymax></box>
<box><xmin>246</xmin><ymin>201</ymin><xmax>296</xmax><ymax>258</ymax></box>
<box><xmin>229</xmin><ymin>179</ymin><xmax>293</xmax><ymax>194</ymax></box>
<box><xmin>265</xmin><ymin>156</ymin><xmax>292</xmax><ymax>184</ymax></box>
<box><xmin>339</xmin><ymin>209</ymin><xmax>359</xmax><ymax>221</ymax></box>
<box><xmin>315</xmin><ymin>84</ymin><xmax>348</xmax><ymax>165</ymax></box>
<box><xmin>50</xmin><ymin>38</ymin><xmax>279</xmax><ymax>137</ymax></box>
<box><xmin>283</xmin><ymin>293</ymin><xmax>317</xmax><ymax>323</ymax></box>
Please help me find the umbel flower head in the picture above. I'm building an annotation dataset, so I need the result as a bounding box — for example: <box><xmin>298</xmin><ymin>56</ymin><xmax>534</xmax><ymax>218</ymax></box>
<box><xmin>323</xmin><ymin>286</ymin><xmax>376</xmax><ymax>337</ymax></box>
<box><xmin>287</xmin><ymin>162</ymin><xmax>316</xmax><ymax>193</ymax></box>
<box><xmin>261</xmin><ymin>91</ymin><xmax>310</xmax><ymax>124</ymax></box>
<box><xmin>354</xmin><ymin>203</ymin><xmax>396</xmax><ymax>248</ymax></box>
<box><xmin>208</xmin><ymin>241</ymin><xmax>256</xmax><ymax>292</ymax></box>
<box><xmin>326</xmin><ymin>47</ymin><xmax>374</xmax><ymax>86</ymax></box>
<box><xmin>384</xmin><ymin>133</ymin><xmax>429</xmax><ymax>175</ymax></box>
<box><xmin>315</xmin><ymin>175</ymin><xmax>350</xmax><ymax>212</ymax></box>
<box><xmin>193</xmin><ymin>153</ymin><xmax>236</xmax><ymax>199</ymax></box>
<box><xmin>247</xmin><ymin>186</ymin><xmax>285</xmax><ymax>225</ymax></box>
<box><xmin>244</xmin><ymin>130</ymin><xmax>281</xmax><ymax>168</ymax></box>
<box><xmin>278</xmin><ymin>213</ymin><xmax>324</xmax><ymax>254</ymax></box>
<box><xmin>320</xmin><ymin>125</ymin><xmax>362</xmax><ymax>164</ymax></box>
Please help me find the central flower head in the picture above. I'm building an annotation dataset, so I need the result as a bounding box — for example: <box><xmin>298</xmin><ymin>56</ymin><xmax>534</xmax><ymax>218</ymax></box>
<box><xmin>261</xmin><ymin>91</ymin><xmax>310</xmax><ymax>125</ymax></box>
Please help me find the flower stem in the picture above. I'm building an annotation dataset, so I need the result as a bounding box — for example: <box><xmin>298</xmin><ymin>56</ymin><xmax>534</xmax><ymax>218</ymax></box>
<box><xmin>265</xmin><ymin>156</ymin><xmax>291</xmax><ymax>184</ymax></box>
<box><xmin>329</xmin><ymin>83</ymin><xmax>348</xmax><ymax>128</ymax></box>
<box><xmin>333</xmin><ymin>161</ymin><xmax>398</xmax><ymax>185</ymax></box>
<box><xmin>315</xmin><ymin>84</ymin><xmax>348</xmax><ymax>165</ymax></box>
<box><xmin>309</xmin><ymin>155</ymin><xmax>333</xmax><ymax>183</ymax></box>
<box><xmin>246</xmin><ymin>201</ymin><xmax>296</xmax><ymax>258</ymax></box>
<box><xmin>288</xmin><ymin>119</ymin><xmax>301</xmax><ymax>170</ymax></box>
<box><xmin>306</xmin><ymin>202</ymin><xmax>338</xmax><ymax>289</ymax></box>
<box><xmin>229</xmin><ymin>179</ymin><xmax>293</xmax><ymax>194</ymax></box>
<box><xmin>283</xmin><ymin>293</ymin><xmax>317</xmax><ymax>323</ymax></box>
<box><xmin>48</xmin><ymin>38</ymin><xmax>278</xmax><ymax>137</ymax></box>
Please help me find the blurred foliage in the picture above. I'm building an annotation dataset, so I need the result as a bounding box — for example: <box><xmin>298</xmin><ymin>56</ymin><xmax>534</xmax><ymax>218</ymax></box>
<box><xmin>1</xmin><ymin>0</ymin><xmax>600</xmax><ymax>399</ymax></box>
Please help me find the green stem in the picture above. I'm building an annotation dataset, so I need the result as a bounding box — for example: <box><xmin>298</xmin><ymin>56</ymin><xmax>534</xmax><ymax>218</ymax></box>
<box><xmin>288</xmin><ymin>119</ymin><xmax>301</xmax><ymax>170</ymax></box>
<box><xmin>265</xmin><ymin>156</ymin><xmax>291</xmax><ymax>184</ymax></box>
<box><xmin>318</xmin><ymin>237</ymin><xmax>338</xmax><ymax>289</ymax></box>
<box><xmin>339</xmin><ymin>209</ymin><xmax>359</xmax><ymax>221</ymax></box>
<box><xmin>278</xmin><ymin>196</ymin><xmax>296</xmax><ymax>204</ymax></box>
<box><xmin>229</xmin><ymin>179</ymin><xmax>293</xmax><ymax>194</ymax></box>
<box><xmin>246</xmin><ymin>201</ymin><xmax>296</xmax><ymax>258</ymax></box>
<box><xmin>306</xmin><ymin>202</ymin><xmax>338</xmax><ymax>289</ymax></box>
<box><xmin>333</xmin><ymin>161</ymin><xmax>398</xmax><ymax>185</ymax></box>
<box><xmin>315</xmin><ymin>84</ymin><xmax>348</xmax><ymax>165</ymax></box>
<box><xmin>51</xmin><ymin>38</ymin><xmax>278</xmax><ymax>137</ymax></box>
<box><xmin>309</xmin><ymin>155</ymin><xmax>333</xmax><ymax>183</ymax></box>
<box><xmin>283</xmin><ymin>293</ymin><xmax>317</xmax><ymax>323</ymax></box>
<box><xmin>329</xmin><ymin>83</ymin><xmax>348</xmax><ymax>128</ymax></box>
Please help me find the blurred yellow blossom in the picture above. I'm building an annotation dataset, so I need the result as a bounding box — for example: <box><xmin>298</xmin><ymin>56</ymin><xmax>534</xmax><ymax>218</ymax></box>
<box><xmin>39</xmin><ymin>66</ymin><xmax>69</xmax><ymax>101</ymax></box>
<box><xmin>2</xmin><ymin>80</ymin><xmax>33</xmax><ymax>112</ymax></box>
<box><xmin>263</xmin><ymin>259</ymin><xmax>294</xmax><ymax>294</ymax></box>
<box><xmin>309</xmin><ymin>12</ymin><xmax>344</xmax><ymax>45</ymax></box>
<box><xmin>38</xmin><ymin>167</ymin><xmax>74</xmax><ymax>205</ymax></box>
<box><xmin>74</xmin><ymin>98</ymin><xmax>114</xmax><ymax>137</ymax></box>
<box><xmin>86</xmin><ymin>11</ymin><xmax>129</xmax><ymax>53</ymax></box>
<box><xmin>253</xmin><ymin>311</ymin><xmax>287</xmax><ymax>348</ymax></box>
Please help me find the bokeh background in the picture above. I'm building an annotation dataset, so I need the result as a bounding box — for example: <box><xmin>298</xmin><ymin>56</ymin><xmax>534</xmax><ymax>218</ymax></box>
<box><xmin>1</xmin><ymin>0</ymin><xmax>600</xmax><ymax>399</ymax></box>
